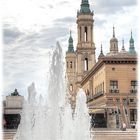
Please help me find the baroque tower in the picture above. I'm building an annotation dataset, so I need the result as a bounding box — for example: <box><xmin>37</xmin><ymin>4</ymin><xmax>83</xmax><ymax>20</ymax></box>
<box><xmin>66</xmin><ymin>0</ymin><xmax>96</xmax><ymax>108</ymax></box>
<box><xmin>66</xmin><ymin>31</ymin><xmax>76</xmax><ymax>108</ymax></box>
<box><xmin>76</xmin><ymin>0</ymin><xmax>96</xmax><ymax>84</ymax></box>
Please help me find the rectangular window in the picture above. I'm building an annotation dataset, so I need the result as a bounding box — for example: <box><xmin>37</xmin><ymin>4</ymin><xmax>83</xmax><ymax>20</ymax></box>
<box><xmin>70</xmin><ymin>84</ymin><xmax>73</xmax><ymax>91</ymax></box>
<box><xmin>102</xmin><ymin>82</ymin><xmax>104</xmax><ymax>92</ymax></box>
<box><xmin>110</xmin><ymin>80</ymin><xmax>118</xmax><ymax>90</ymax></box>
<box><xmin>130</xmin><ymin>99</ymin><xmax>134</xmax><ymax>103</ymax></box>
<box><xmin>70</xmin><ymin>61</ymin><xmax>72</xmax><ymax>68</ymax></box>
<box><xmin>123</xmin><ymin>99</ymin><xmax>127</xmax><ymax>104</ymax></box>
<box><xmin>67</xmin><ymin>62</ymin><xmax>68</xmax><ymax>68</ymax></box>
<box><xmin>131</xmin><ymin>81</ymin><xmax>137</xmax><ymax>90</ymax></box>
<box><xmin>84</xmin><ymin>58</ymin><xmax>88</xmax><ymax>71</ymax></box>
<box><xmin>116</xmin><ymin>98</ymin><xmax>120</xmax><ymax>103</ymax></box>
<box><xmin>84</xmin><ymin>27</ymin><xmax>88</xmax><ymax>42</ymax></box>
<box><xmin>130</xmin><ymin>109</ymin><xmax>137</xmax><ymax>122</ymax></box>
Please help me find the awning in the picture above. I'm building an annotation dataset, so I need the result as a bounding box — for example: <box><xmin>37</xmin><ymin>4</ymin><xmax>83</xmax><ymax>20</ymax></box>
<box><xmin>89</xmin><ymin>108</ymin><xmax>105</xmax><ymax>114</ymax></box>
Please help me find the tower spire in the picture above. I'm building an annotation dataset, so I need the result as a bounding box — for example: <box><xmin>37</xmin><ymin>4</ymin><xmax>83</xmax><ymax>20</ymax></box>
<box><xmin>129</xmin><ymin>30</ymin><xmax>136</xmax><ymax>55</ymax></box>
<box><xmin>67</xmin><ymin>30</ymin><xmax>74</xmax><ymax>53</ymax></box>
<box><xmin>100</xmin><ymin>43</ymin><xmax>103</xmax><ymax>54</ymax></box>
<box><xmin>109</xmin><ymin>26</ymin><xmax>118</xmax><ymax>54</ymax></box>
<box><xmin>113</xmin><ymin>26</ymin><xmax>115</xmax><ymax>37</ymax></box>
<box><xmin>98</xmin><ymin>43</ymin><xmax>104</xmax><ymax>59</ymax></box>
<box><xmin>122</xmin><ymin>39</ymin><xmax>125</xmax><ymax>51</ymax></box>
<box><xmin>131</xmin><ymin>30</ymin><xmax>133</xmax><ymax>38</ymax></box>
<box><xmin>70</xmin><ymin>29</ymin><xmax>72</xmax><ymax>37</ymax></box>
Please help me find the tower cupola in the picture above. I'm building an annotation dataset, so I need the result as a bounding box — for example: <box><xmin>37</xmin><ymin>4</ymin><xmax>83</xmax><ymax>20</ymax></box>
<box><xmin>110</xmin><ymin>26</ymin><xmax>118</xmax><ymax>54</ymax></box>
<box><xmin>80</xmin><ymin>0</ymin><xmax>91</xmax><ymax>14</ymax></box>
<box><xmin>129</xmin><ymin>31</ymin><xmax>136</xmax><ymax>55</ymax></box>
<box><xmin>67</xmin><ymin>31</ymin><xmax>74</xmax><ymax>53</ymax></box>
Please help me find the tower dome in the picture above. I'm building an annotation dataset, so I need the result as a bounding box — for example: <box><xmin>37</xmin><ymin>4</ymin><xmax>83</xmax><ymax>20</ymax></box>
<box><xmin>109</xmin><ymin>26</ymin><xmax>118</xmax><ymax>54</ymax></box>
<box><xmin>80</xmin><ymin>0</ymin><xmax>91</xmax><ymax>14</ymax></box>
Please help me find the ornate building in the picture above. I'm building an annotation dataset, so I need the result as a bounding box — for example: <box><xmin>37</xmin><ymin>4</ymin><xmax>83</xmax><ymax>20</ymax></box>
<box><xmin>66</xmin><ymin>0</ymin><xmax>137</xmax><ymax>128</ymax></box>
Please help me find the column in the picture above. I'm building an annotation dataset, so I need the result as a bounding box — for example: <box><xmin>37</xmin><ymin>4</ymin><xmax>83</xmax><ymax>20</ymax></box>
<box><xmin>88</xmin><ymin>26</ymin><xmax>91</xmax><ymax>42</ymax></box>
<box><xmin>81</xmin><ymin>26</ymin><xmax>85</xmax><ymax>42</ymax></box>
<box><xmin>78</xmin><ymin>27</ymin><xmax>80</xmax><ymax>43</ymax></box>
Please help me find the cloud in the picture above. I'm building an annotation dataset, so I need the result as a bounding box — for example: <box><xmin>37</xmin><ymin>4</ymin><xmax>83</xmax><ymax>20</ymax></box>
<box><xmin>92</xmin><ymin>0</ymin><xmax>137</xmax><ymax>15</ymax></box>
<box><xmin>94</xmin><ymin>18</ymin><xmax>106</xmax><ymax>27</ymax></box>
<box><xmin>3</xmin><ymin>22</ymin><xmax>69</xmax><ymax>96</ymax></box>
<box><xmin>17</xmin><ymin>26</ymin><xmax>69</xmax><ymax>49</ymax></box>
<box><xmin>3</xmin><ymin>23</ymin><xmax>69</xmax><ymax>48</ymax></box>
<box><xmin>54</xmin><ymin>17</ymin><xmax>75</xmax><ymax>24</ymax></box>
<box><xmin>48</xmin><ymin>5</ymin><xmax>54</xmax><ymax>9</ymax></box>
<box><xmin>3</xmin><ymin>25</ymin><xmax>24</xmax><ymax>44</ymax></box>
<box><xmin>58</xmin><ymin>1</ymin><xmax>69</xmax><ymax>5</ymax></box>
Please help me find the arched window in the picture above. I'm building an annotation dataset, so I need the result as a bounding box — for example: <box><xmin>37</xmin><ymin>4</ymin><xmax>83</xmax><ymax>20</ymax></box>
<box><xmin>70</xmin><ymin>84</ymin><xmax>73</xmax><ymax>91</ymax></box>
<box><xmin>67</xmin><ymin>61</ymin><xmax>68</xmax><ymax>68</ymax></box>
<box><xmin>87</xmin><ymin>89</ymin><xmax>90</xmax><ymax>95</ymax></box>
<box><xmin>70</xmin><ymin>61</ymin><xmax>72</xmax><ymax>68</ymax></box>
<box><xmin>84</xmin><ymin>27</ymin><xmax>88</xmax><ymax>42</ymax></box>
<box><xmin>80</xmin><ymin>27</ymin><xmax>82</xmax><ymax>41</ymax></box>
<box><xmin>84</xmin><ymin>58</ymin><xmax>88</xmax><ymax>71</ymax></box>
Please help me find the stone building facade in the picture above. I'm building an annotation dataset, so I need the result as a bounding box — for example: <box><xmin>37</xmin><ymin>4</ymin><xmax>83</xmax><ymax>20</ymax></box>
<box><xmin>3</xmin><ymin>89</ymin><xmax>24</xmax><ymax>129</ymax></box>
<box><xmin>66</xmin><ymin>0</ymin><xmax>137</xmax><ymax>128</ymax></box>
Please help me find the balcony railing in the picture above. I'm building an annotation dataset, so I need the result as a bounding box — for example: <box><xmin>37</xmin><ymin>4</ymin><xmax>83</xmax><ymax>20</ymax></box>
<box><xmin>87</xmin><ymin>95</ymin><xmax>93</xmax><ymax>102</ymax></box>
<box><xmin>109</xmin><ymin>89</ymin><xmax>119</xmax><ymax>93</ymax></box>
<box><xmin>87</xmin><ymin>92</ymin><xmax>104</xmax><ymax>102</ymax></box>
<box><xmin>130</xmin><ymin>89</ymin><xmax>137</xmax><ymax>94</ymax></box>
<box><xmin>93</xmin><ymin>92</ymin><xmax>104</xmax><ymax>99</ymax></box>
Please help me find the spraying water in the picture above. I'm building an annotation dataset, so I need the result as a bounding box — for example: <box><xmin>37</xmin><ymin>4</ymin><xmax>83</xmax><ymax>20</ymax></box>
<box><xmin>13</xmin><ymin>42</ymin><xmax>92</xmax><ymax>140</ymax></box>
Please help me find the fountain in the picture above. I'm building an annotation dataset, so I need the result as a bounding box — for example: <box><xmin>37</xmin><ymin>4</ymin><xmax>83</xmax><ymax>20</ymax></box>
<box><xmin>13</xmin><ymin>42</ymin><xmax>91</xmax><ymax>140</ymax></box>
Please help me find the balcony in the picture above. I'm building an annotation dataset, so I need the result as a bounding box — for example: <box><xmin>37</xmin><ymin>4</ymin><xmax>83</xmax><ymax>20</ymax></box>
<box><xmin>109</xmin><ymin>89</ymin><xmax>119</xmax><ymax>93</ymax></box>
<box><xmin>87</xmin><ymin>92</ymin><xmax>104</xmax><ymax>102</ymax></box>
<box><xmin>130</xmin><ymin>89</ymin><xmax>137</xmax><ymax>94</ymax></box>
<box><xmin>87</xmin><ymin>95</ymin><xmax>93</xmax><ymax>102</ymax></box>
<box><xmin>93</xmin><ymin>92</ymin><xmax>104</xmax><ymax>99</ymax></box>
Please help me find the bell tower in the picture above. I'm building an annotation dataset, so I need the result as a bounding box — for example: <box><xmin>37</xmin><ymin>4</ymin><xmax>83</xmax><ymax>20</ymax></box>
<box><xmin>66</xmin><ymin>31</ymin><xmax>76</xmax><ymax>108</ymax></box>
<box><xmin>76</xmin><ymin>0</ymin><xmax>96</xmax><ymax>83</ymax></box>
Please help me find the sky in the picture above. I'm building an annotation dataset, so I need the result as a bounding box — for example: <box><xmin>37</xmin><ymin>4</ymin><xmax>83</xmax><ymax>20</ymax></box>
<box><xmin>2</xmin><ymin>0</ymin><xmax>138</xmax><ymax>98</ymax></box>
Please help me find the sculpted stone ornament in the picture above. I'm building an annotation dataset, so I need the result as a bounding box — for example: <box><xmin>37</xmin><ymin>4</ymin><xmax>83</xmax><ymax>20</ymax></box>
<box><xmin>11</xmin><ymin>89</ymin><xmax>19</xmax><ymax>96</ymax></box>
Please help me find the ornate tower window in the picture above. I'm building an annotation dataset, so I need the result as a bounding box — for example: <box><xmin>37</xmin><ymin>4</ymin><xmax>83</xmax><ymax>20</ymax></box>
<box><xmin>84</xmin><ymin>27</ymin><xmax>88</xmax><ymax>42</ymax></box>
<box><xmin>70</xmin><ymin>84</ymin><xmax>73</xmax><ymax>91</ymax></box>
<box><xmin>67</xmin><ymin>61</ymin><xmax>69</xmax><ymax>68</ymax></box>
<box><xmin>70</xmin><ymin>61</ymin><xmax>72</xmax><ymax>68</ymax></box>
<box><xmin>84</xmin><ymin>58</ymin><xmax>88</xmax><ymax>71</ymax></box>
<box><xmin>80</xmin><ymin>27</ymin><xmax>82</xmax><ymax>41</ymax></box>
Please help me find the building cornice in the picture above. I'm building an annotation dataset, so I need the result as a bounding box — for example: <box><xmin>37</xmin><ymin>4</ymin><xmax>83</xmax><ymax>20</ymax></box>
<box><xmin>81</xmin><ymin>56</ymin><xmax>137</xmax><ymax>86</ymax></box>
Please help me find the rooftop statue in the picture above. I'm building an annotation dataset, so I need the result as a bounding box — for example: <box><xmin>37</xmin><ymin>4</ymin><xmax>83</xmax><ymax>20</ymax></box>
<box><xmin>11</xmin><ymin>89</ymin><xmax>19</xmax><ymax>96</ymax></box>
